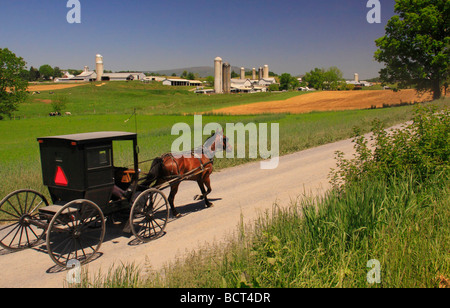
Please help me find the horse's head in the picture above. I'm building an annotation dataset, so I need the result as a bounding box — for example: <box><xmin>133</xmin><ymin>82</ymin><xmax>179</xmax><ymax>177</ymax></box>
<box><xmin>204</xmin><ymin>129</ymin><xmax>232</xmax><ymax>158</ymax></box>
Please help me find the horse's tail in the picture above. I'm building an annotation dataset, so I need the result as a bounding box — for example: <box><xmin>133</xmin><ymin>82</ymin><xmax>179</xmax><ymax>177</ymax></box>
<box><xmin>142</xmin><ymin>157</ymin><xmax>163</xmax><ymax>187</ymax></box>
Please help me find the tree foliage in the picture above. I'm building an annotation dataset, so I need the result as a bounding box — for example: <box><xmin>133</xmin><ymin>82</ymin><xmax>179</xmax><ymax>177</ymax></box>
<box><xmin>39</xmin><ymin>64</ymin><xmax>54</xmax><ymax>80</ymax></box>
<box><xmin>0</xmin><ymin>48</ymin><xmax>28</xmax><ymax>118</ymax></box>
<box><xmin>374</xmin><ymin>0</ymin><xmax>450</xmax><ymax>99</ymax></box>
<box><xmin>279</xmin><ymin>73</ymin><xmax>299</xmax><ymax>91</ymax></box>
<box><xmin>304</xmin><ymin>66</ymin><xmax>345</xmax><ymax>90</ymax></box>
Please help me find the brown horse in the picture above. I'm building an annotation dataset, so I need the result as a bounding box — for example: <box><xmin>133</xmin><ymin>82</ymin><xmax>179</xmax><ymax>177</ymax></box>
<box><xmin>142</xmin><ymin>131</ymin><xmax>232</xmax><ymax>218</ymax></box>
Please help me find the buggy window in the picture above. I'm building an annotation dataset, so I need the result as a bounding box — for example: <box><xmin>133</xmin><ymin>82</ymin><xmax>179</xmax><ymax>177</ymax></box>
<box><xmin>86</xmin><ymin>147</ymin><xmax>111</xmax><ymax>170</ymax></box>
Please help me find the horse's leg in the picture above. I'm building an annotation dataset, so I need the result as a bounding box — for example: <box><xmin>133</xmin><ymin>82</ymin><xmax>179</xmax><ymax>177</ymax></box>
<box><xmin>194</xmin><ymin>180</ymin><xmax>205</xmax><ymax>200</ymax></box>
<box><xmin>168</xmin><ymin>183</ymin><xmax>181</xmax><ymax>218</ymax></box>
<box><xmin>194</xmin><ymin>172</ymin><xmax>212</xmax><ymax>200</ymax></box>
<box><xmin>204</xmin><ymin>175</ymin><xmax>212</xmax><ymax>196</ymax></box>
<box><xmin>197</xmin><ymin>179</ymin><xmax>213</xmax><ymax>208</ymax></box>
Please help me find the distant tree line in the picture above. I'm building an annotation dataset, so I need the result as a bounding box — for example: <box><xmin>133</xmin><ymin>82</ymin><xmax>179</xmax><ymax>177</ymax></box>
<box><xmin>19</xmin><ymin>65</ymin><xmax>84</xmax><ymax>82</ymax></box>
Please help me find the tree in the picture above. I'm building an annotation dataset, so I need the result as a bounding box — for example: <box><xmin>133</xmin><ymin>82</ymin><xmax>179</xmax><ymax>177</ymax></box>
<box><xmin>0</xmin><ymin>48</ymin><xmax>28</xmax><ymax>118</ymax></box>
<box><xmin>304</xmin><ymin>67</ymin><xmax>345</xmax><ymax>90</ymax></box>
<box><xmin>374</xmin><ymin>0</ymin><xmax>449</xmax><ymax>100</ymax></box>
<box><xmin>187</xmin><ymin>72</ymin><xmax>195</xmax><ymax>80</ymax></box>
<box><xmin>279</xmin><ymin>73</ymin><xmax>292</xmax><ymax>90</ymax></box>
<box><xmin>279</xmin><ymin>73</ymin><xmax>300</xmax><ymax>91</ymax></box>
<box><xmin>53</xmin><ymin>66</ymin><xmax>63</xmax><ymax>78</ymax></box>
<box><xmin>304</xmin><ymin>68</ymin><xmax>326</xmax><ymax>90</ymax></box>
<box><xmin>206</xmin><ymin>76</ymin><xmax>214</xmax><ymax>86</ymax></box>
<box><xmin>268</xmin><ymin>83</ymin><xmax>280</xmax><ymax>91</ymax></box>
<box><xmin>39</xmin><ymin>65</ymin><xmax>54</xmax><ymax>80</ymax></box>
<box><xmin>324</xmin><ymin>66</ymin><xmax>344</xmax><ymax>90</ymax></box>
<box><xmin>29</xmin><ymin>66</ymin><xmax>40</xmax><ymax>81</ymax></box>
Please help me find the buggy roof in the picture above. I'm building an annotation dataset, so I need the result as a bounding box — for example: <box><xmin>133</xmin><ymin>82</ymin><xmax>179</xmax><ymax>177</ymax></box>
<box><xmin>37</xmin><ymin>131</ymin><xmax>137</xmax><ymax>144</ymax></box>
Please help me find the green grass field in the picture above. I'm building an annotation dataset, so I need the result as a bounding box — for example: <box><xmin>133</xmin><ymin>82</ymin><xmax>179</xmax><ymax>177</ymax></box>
<box><xmin>19</xmin><ymin>81</ymin><xmax>306</xmax><ymax>118</ymax></box>
<box><xmin>2</xmin><ymin>101</ymin><xmax>443</xmax><ymax>200</ymax></box>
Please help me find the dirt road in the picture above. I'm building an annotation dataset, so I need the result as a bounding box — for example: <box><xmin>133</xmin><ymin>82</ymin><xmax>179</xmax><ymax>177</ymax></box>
<box><xmin>0</xmin><ymin>136</ymin><xmax>361</xmax><ymax>288</ymax></box>
<box><xmin>213</xmin><ymin>89</ymin><xmax>435</xmax><ymax>115</ymax></box>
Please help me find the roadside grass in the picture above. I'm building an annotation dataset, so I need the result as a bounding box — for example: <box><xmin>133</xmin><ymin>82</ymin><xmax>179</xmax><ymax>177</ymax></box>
<box><xmin>77</xmin><ymin>171</ymin><xmax>450</xmax><ymax>288</ymax></box>
<box><xmin>123</xmin><ymin>171</ymin><xmax>446</xmax><ymax>288</ymax></box>
<box><xmin>77</xmin><ymin>105</ymin><xmax>449</xmax><ymax>288</ymax></box>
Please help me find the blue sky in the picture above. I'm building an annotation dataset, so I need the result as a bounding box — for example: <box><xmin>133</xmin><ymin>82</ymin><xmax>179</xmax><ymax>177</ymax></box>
<box><xmin>0</xmin><ymin>0</ymin><xmax>396</xmax><ymax>79</ymax></box>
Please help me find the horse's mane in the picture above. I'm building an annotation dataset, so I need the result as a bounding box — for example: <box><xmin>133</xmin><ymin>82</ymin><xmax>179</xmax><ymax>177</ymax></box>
<box><xmin>167</xmin><ymin>132</ymin><xmax>220</xmax><ymax>159</ymax></box>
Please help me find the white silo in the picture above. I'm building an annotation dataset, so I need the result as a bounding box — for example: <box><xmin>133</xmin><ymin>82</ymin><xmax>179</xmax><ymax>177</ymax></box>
<box><xmin>240</xmin><ymin>67</ymin><xmax>245</xmax><ymax>80</ymax></box>
<box><xmin>214</xmin><ymin>57</ymin><xmax>223</xmax><ymax>94</ymax></box>
<box><xmin>252</xmin><ymin>68</ymin><xmax>256</xmax><ymax>80</ymax></box>
<box><xmin>96</xmin><ymin>54</ymin><xmax>104</xmax><ymax>82</ymax></box>
<box><xmin>354</xmin><ymin>73</ymin><xmax>359</xmax><ymax>83</ymax></box>
<box><xmin>263</xmin><ymin>65</ymin><xmax>269</xmax><ymax>79</ymax></box>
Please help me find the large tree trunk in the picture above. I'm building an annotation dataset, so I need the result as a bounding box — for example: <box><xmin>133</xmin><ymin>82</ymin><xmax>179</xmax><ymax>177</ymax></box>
<box><xmin>431</xmin><ymin>79</ymin><xmax>442</xmax><ymax>100</ymax></box>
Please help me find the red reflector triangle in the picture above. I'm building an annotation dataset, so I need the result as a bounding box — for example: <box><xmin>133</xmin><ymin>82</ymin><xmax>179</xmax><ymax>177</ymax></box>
<box><xmin>54</xmin><ymin>166</ymin><xmax>68</xmax><ymax>186</ymax></box>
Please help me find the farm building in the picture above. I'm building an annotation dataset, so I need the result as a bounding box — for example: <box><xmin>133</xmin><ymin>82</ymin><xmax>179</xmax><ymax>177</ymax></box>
<box><xmin>258</xmin><ymin>78</ymin><xmax>277</xmax><ymax>86</ymax></box>
<box><xmin>228</xmin><ymin>78</ymin><xmax>270</xmax><ymax>93</ymax></box>
<box><xmin>130</xmin><ymin>72</ymin><xmax>146</xmax><ymax>80</ymax></box>
<box><xmin>97</xmin><ymin>72</ymin><xmax>146</xmax><ymax>81</ymax></box>
<box><xmin>230</xmin><ymin>78</ymin><xmax>253</xmax><ymax>91</ymax></box>
<box><xmin>69</xmin><ymin>66</ymin><xmax>97</xmax><ymax>82</ymax></box>
<box><xmin>143</xmin><ymin>76</ymin><xmax>166</xmax><ymax>82</ymax></box>
<box><xmin>54</xmin><ymin>71</ymin><xmax>75</xmax><ymax>82</ymax></box>
<box><xmin>162</xmin><ymin>79</ymin><xmax>202</xmax><ymax>86</ymax></box>
<box><xmin>101</xmin><ymin>73</ymin><xmax>134</xmax><ymax>81</ymax></box>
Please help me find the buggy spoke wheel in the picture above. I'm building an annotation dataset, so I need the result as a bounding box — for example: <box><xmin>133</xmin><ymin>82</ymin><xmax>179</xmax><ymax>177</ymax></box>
<box><xmin>46</xmin><ymin>200</ymin><xmax>105</xmax><ymax>268</ymax></box>
<box><xmin>130</xmin><ymin>188</ymin><xmax>169</xmax><ymax>242</ymax></box>
<box><xmin>0</xmin><ymin>190</ymin><xmax>48</xmax><ymax>251</ymax></box>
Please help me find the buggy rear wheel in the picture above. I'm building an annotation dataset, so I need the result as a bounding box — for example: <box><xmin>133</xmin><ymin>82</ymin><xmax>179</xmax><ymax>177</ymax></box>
<box><xmin>0</xmin><ymin>190</ymin><xmax>48</xmax><ymax>251</ymax></box>
<box><xmin>46</xmin><ymin>199</ymin><xmax>105</xmax><ymax>268</ymax></box>
<box><xmin>130</xmin><ymin>188</ymin><xmax>169</xmax><ymax>242</ymax></box>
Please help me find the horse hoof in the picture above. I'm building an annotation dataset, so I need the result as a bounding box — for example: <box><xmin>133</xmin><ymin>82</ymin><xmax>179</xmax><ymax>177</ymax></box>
<box><xmin>174</xmin><ymin>213</ymin><xmax>182</xmax><ymax>218</ymax></box>
<box><xmin>206</xmin><ymin>203</ymin><xmax>214</xmax><ymax>208</ymax></box>
<box><xmin>194</xmin><ymin>195</ymin><xmax>204</xmax><ymax>201</ymax></box>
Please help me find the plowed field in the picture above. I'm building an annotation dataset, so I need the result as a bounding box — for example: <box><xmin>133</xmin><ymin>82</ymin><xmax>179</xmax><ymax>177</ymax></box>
<box><xmin>213</xmin><ymin>89</ymin><xmax>437</xmax><ymax>115</ymax></box>
<box><xmin>27</xmin><ymin>83</ymin><xmax>87</xmax><ymax>92</ymax></box>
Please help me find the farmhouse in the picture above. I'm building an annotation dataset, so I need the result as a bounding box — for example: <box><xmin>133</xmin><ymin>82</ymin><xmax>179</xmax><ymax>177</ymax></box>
<box><xmin>258</xmin><ymin>78</ymin><xmax>277</xmax><ymax>86</ymax></box>
<box><xmin>228</xmin><ymin>78</ymin><xmax>270</xmax><ymax>93</ymax></box>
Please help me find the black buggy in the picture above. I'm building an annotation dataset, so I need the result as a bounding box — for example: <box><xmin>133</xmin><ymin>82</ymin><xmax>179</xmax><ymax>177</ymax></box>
<box><xmin>0</xmin><ymin>131</ymin><xmax>170</xmax><ymax>267</ymax></box>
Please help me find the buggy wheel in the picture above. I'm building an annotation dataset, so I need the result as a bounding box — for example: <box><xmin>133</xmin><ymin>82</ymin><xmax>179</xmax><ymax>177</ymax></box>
<box><xmin>46</xmin><ymin>200</ymin><xmax>105</xmax><ymax>268</ymax></box>
<box><xmin>0</xmin><ymin>189</ymin><xmax>48</xmax><ymax>251</ymax></box>
<box><xmin>130</xmin><ymin>188</ymin><xmax>169</xmax><ymax>242</ymax></box>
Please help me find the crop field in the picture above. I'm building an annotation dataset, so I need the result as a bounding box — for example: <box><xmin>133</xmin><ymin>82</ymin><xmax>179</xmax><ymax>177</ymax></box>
<box><xmin>212</xmin><ymin>89</ymin><xmax>442</xmax><ymax>115</ymax></box>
